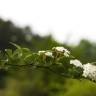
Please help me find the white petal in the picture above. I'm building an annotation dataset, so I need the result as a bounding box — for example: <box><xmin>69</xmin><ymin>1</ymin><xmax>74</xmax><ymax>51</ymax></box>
<box><xmin>70</xmin><ymin>59</ymin><xmax>83</xmax><ymax>68</ymax></box>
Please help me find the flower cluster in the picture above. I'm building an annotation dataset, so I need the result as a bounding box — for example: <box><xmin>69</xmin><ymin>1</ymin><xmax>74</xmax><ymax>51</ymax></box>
<box><xmin>82</xmin><ymin>63</ymin><xmax>96</xmax><ymax>80</ymax></box>
<box><xmin>38</xmin><ymin>46</ymin><xmax>70</xmax><ymax>58</ymax></box>
<box><xmin>38</xmin><ymin>47</ymin><xmax>96</xmax><ymax>81</ymax></box>
<box><xmin>70</xmin><ymin>59</ymin><xmax>96</xmax><ymax>81</ymax></box>
<box><xmin>38</xmin><ymin>50</ymin><xmax>53</xmax><ymax>57</ymax></box>
<box><xmin>52</xmin><ymin>46</ymin><xmax>70</xmax><ymax>57</ymax></box>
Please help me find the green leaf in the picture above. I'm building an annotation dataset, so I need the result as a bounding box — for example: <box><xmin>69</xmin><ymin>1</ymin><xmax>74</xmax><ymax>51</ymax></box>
<box><xmin>10</xmin><ymin>42</ymin><xmax>21</xmax><ymax>49</ymax></box>
<box><xmin>5</xmin><ymin>49</ymin><xmax>13</xmax><ymax>57</ymax></box>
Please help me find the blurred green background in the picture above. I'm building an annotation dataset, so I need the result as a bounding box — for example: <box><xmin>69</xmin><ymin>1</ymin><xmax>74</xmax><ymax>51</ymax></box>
<box><xmin>0</xmin><ymin>18</ymin><xmax>96</xmax><ymax>96</ymax></box>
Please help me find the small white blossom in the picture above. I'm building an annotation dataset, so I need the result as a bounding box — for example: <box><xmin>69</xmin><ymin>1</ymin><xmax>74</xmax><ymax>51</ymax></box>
<box><xmin>38</xmin><ymin>51</ymin><xmax>46</xmax><ymax>55</ymax></box>
<box><xmin>54</xmin><ymin>47</ymin><xmax>65</xmax><ymax>52</ymax></box>
<box><xmin>70</xmin><ymin>59</ymin><xmax>83</xmax><ymax>68</ymax></box>
<box><xmin>82</xmin><ymin>63</ymin><xmax>96</xmax><ymax>80</ymax></box>
<box><xmin>45</xmin><ymin>52</ymin><xmax>53</xmax><ymax>57</ymax></box>
<box><xmin>52</xmin><ymin>46</ymin><xmax>70</xmax><ymax>57</ymax></box>
<box><xmin>64</xmin><ymin>52</ymin><xmax>70</xmax><ymax>57</ymax></box>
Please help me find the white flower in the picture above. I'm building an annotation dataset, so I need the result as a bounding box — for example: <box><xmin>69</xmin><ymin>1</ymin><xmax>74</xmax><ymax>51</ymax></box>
<box><xmin>45</xmin><ymin>52</ymin><xmax>53</xmax><ymax>57</ymax></box>
<box><xmin>54</xmin><ymin>47</ymin><xmax>65</xmax><ymax>52</ymax></box>
<box><xmin>38</xmin><ymin>51</ymin><xmax>46</xmax><ymax>55</ymax></box>
<box><xmin>70</xmin><ymin>59</ymin><xmax>83</xmax><ymax>68</ymax></box>
<box><xmin>64</xmin><ymin>52</ymin><xmax>70</xmax><ymax>57</ymax></box>
<box><xmin>82</xmin><ymin>63</ymin><xmax>96</xmax><ymax>80</ymax></box>
<box><xmin>52</xmin><ymin>46</ymin><xmax>70</xmax><ymax>57</ymax></box>
<box><xmin>38</xmin><ymin>51</ymin><xmax>53</xmax><ymax>57</ymax></box>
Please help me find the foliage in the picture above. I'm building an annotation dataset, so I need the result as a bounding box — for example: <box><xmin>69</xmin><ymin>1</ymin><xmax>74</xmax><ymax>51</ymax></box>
<box><xmin>0</xmin><ymin>43</ymin><xmax>95</xmax><ymax>82</ymax></box>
